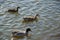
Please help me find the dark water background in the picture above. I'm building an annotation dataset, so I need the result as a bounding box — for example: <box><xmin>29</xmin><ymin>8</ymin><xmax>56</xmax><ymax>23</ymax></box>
<box><xmin>0</xmin><ymin>0</ymin><xmax>60</xmax><ymax>40</ymax></box>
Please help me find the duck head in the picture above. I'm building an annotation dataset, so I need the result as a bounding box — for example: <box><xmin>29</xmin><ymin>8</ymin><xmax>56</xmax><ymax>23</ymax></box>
<box><xmin>26</xmin><ymin>28</ymin><xmax>31</xmax><ymax>32</ymax></box>
<box><xmin>26</xmin><ymin>28</ymin><xmax>31</xmax><ymax>35</ymax></box>
<box><xmin>17</xmin><ymin>7</ymin><xmax>20</xmax><ymax>9</ymax></box>
<box><xmin>36</xmin><ymin>14</ymin><xmax>39</xmax><ymax>16</ymax></box>
<box><xmin>35</xmin><ymin>14</ymin><xmax>40</xmax><ymax>19</ymax></box>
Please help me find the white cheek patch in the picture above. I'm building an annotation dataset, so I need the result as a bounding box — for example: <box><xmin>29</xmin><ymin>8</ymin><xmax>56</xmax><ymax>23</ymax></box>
<box><xmin>27</xmin><ymin>31</ymin><xmax>32</xmax><ymax>37</ymax></box>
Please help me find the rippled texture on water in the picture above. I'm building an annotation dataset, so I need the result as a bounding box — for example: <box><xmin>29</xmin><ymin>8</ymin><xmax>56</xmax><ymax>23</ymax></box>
<box><xmin>0</xmin><ymin>0</ymin><xmax>60</xmax><ymax>40</ymax></box>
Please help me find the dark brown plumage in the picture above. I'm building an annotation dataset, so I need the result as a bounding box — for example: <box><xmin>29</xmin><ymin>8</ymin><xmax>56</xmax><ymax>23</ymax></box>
<box><xmin>22</xmin><ymin>14</ymin><xmax>39</xmax><ymax>22</ymax></box>
<box><xmin>7</xmin><ymin>7</ymin><xmax>20</xmax><ymax>13</ymax></box>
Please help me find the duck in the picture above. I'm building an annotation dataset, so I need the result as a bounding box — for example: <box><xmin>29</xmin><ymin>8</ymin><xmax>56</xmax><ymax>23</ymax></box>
<box><xmin>11</xmin><ymin>28</ymin><xmax>32</xmax><ymax>39</ymax></box>
<box><xmin>7</xmin><ymin>7</ymin><xmax>20</xmax><ymax>13</ymax></box>
<box><xmin>22</xmin><ymin>14</ymin><xmax>40</xmax><ymax>22</ymax></box>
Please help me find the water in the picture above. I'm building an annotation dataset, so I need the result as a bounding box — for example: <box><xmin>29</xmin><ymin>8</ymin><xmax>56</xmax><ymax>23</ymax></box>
<box><xmin>0</xmin><ymin>0</ymin><xmax>60</xmax><ymax>40</ymax></box>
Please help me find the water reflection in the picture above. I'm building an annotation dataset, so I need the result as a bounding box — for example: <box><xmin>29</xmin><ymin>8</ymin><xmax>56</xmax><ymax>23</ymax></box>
<box><xmin>0</xmin><ymin>0</ymin><xmax>60</xmax><ymax>40</ymax></box>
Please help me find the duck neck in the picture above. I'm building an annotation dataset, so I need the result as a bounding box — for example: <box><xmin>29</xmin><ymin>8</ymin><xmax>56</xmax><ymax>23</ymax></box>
<box><xmin>26</xmin><ymin>30</ymin><xmax>29</xmax><ymax>36</ymax></box>
<box><xmin>17</xmin><ymin>8</ymin><xmax>19</xmax><ymax>11</ymax></box>
<box><xmin>35</xmin><ymin>15</ymin><xmax>37</xmax><ymax>19</ymax></box>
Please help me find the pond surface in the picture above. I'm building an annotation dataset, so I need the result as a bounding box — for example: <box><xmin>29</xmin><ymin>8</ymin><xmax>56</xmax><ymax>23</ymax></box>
<box><xmin>0</xmin><ymin>0</ymin><xmax>60</xmax><ymax>40</ymax></box>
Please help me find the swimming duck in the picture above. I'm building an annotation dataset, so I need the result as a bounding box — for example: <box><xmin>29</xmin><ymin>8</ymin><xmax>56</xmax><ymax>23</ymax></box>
<box><xmin>22</xmin><ymin>14</ymin><xmax>39</xmax><ymax>22</ymax></box>
<box><xmin>7</xmin><ymin>7</ymin><xmax>20</xmax><ymax>13</ymax></box>
<box><xmin>11</xmin><ymin>28</ymin><xmax>31</xmax><ymax>39</ymax></box>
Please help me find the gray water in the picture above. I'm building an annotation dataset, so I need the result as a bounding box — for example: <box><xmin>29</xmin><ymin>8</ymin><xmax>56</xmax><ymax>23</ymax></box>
<box><xmin>0</xmin><ymin>0</ymin><xmax>60</xmax><ymax>40</ymax></box>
